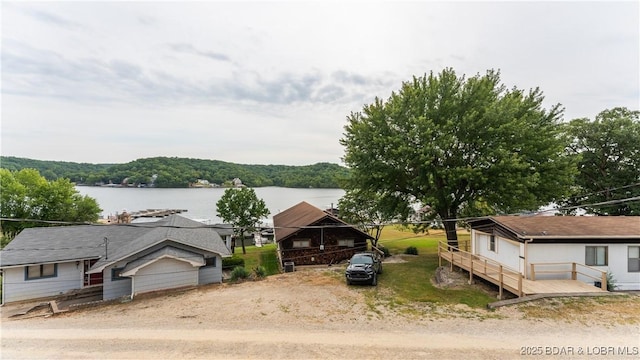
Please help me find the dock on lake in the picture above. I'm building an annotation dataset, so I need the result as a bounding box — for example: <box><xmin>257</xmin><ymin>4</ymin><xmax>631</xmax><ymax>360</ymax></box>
<box><xmin>129</xmin><ymin>209</ymin><xmax>188</xmax><ymax>219</ymax></box>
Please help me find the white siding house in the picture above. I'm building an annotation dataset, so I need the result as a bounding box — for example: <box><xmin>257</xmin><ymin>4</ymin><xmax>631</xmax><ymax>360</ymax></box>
<box><xmin>0</xmin><ymin>215</ymin><xmax>231</xmax><ymax>304</ymax></box>
<box><xmin>1</xmin><ymin>261</ymin><xmax>82</xmax><ymax>303</ymax></box>
<box><xmin>468</xmin><ymin>216</ymin><xmax>640</xmax><ymax>291</ymax></box>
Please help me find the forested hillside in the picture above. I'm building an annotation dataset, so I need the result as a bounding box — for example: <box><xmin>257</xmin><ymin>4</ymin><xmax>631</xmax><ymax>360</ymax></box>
<box><xmin>0</xmin><ymin>156</ymin><xmax>349</xmax><ymax>188</ymax></box>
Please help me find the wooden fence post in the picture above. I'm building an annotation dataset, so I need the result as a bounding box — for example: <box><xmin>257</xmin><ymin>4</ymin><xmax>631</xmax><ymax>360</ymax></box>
<box><xmin>571</xmin><ymin>263</ymin><xmax>577</xmax><ymax>280</ymax></box>
<box><xmin>469</xmin><ymin>259</ymin><xmax>474</xmax><ymax>284</ymax></box>
<box><xmin>602</xmin><ymin>272</ymin><xmax>607</xmax><ymax>291</ymax></box>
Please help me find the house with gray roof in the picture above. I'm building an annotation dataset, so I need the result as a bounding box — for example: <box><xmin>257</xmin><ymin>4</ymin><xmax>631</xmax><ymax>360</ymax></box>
<box><xmin>0</xmin><ymin>215</ymin><xmax>231</xmax><ymax>304</ymax></box>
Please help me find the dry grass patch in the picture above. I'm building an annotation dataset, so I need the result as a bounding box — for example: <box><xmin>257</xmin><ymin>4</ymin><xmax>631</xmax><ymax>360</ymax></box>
<box><xmin>516</xmin><ymin>294</ymin><xmax>640</xmax><ymax>325</ymax></box>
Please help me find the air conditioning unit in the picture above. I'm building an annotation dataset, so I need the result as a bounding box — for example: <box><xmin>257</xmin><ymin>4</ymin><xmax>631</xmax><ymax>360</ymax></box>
<box><xmin>284</xmin><ymin>261</ymin><xmax>295</xmax><ymax>273</ymax></box>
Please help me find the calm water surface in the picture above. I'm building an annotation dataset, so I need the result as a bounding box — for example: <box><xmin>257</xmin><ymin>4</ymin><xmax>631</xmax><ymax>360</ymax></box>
<box><xmin>76</xmin><ymin>186</ymin><xmax>345</xmax><ymax>224</ymax></box>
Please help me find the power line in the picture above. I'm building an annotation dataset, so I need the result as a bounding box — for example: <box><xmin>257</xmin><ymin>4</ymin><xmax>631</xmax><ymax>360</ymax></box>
<box><xmin>565</xmin><ymin>182</ymin><xmax>640</xmax><ymax>201</ymax></box>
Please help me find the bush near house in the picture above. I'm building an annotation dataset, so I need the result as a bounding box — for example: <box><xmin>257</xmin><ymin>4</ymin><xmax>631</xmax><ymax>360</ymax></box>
<box><xmin>222</xmin><ymin>256</ymin><xmax>245</xmax><ymax>269</ymax></box>
<box><xmin>404</xmin><ymin>246</ymin><xmax>419</xmax><ymax>255</ymax></box>
<box><xmin>230</xmin><ymin>266</ymin><xmax>250</xmax><ymax>281</ymax></box>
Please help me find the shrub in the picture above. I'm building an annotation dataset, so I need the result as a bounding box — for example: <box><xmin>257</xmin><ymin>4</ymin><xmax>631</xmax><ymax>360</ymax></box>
<box><xmin>230</xmin><ymin>266</ymin><xmax>249</xmax><ymax>281</ymax></box>
<box><xmin>404</xmin><ymin>246</ymin><xmax>419</xmax><ymax>255</ymax></box>
<box><xmin>378</xmin><ymin>245</ymin><xmax>391</xmax><ymax>258</ymax></box>
<box><xmin>223</xmin><ymin>256</ymin><xmax>245</xmax><ymax>269</ymax></box>
<box><xmin>253</xmin><ymin>265</ymin><xmax>267</xmax><ymax>278</ymax></box>
<box><xmin>606</xmin><ymin>271</ymin><xmax>618</xmax><ymax>291</ymax></box>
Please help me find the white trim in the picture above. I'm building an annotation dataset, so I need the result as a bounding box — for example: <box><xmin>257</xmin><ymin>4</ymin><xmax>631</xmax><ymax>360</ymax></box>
<box><xmin>88</xmin><ymin>239</ymin><xmax>221</xmax><ymax>274</ymax></box>
<box><xmin>121</xmin><ymin>254</ymin><xmax>203</xmax><ymax>277</ymax></box>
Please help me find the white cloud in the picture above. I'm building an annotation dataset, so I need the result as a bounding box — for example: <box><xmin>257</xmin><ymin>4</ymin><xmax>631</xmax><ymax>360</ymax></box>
<box><xmin>1</xmin><ymin>1</ymin><xmax>638</xmax><ymax>165</ymax></box>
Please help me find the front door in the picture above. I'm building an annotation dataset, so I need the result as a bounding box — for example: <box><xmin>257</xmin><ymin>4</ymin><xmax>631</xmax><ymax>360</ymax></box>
<box><xmin>84</xmin><ymin>259</ymin><xmax>103</xmax><ymax>286</ymax></box>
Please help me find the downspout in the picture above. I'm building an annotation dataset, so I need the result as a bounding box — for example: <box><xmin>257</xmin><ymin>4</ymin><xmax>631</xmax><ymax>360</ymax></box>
<box><xmin>130</xmin><ymin>276</ymin><xmax>135</xmax><ymax>300</ymax></box>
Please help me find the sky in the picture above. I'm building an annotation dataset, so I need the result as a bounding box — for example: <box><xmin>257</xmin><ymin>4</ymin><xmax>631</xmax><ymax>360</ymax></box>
<box><xmin>1</xmin><ymin>1</ymin><xmax>639</xmax><ymax>166</ymax></box>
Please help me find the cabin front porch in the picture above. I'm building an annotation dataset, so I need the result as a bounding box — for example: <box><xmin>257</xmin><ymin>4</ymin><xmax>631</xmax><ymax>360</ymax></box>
<box><xmin>438</xmin><ymin>242</ymin><xmax>608</xmax><ymax>298</ymax></box>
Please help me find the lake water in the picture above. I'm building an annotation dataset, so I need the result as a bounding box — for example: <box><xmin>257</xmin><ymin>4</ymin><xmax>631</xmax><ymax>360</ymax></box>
<box><xmin>76</xmin><ymin>186</ymin><xmax>345</xmax><ymax>224</ymax></box>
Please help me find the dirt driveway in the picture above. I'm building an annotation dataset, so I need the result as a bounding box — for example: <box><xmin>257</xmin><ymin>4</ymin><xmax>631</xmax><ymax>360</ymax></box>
<box><xmin>2</xmin><ymin>268</ymin><xmax>639</xmax><ymax>359</ymax></box>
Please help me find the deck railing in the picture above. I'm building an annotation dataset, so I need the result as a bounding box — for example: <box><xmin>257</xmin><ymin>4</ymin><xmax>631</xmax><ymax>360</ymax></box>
<box><xmin>530</xmin><ymin>262</ymin><xmax>607</xmax><ymax>291</ymax></box>
<box><xmin>438</xmin><ymin>241</ymin><xmax>523</xmax><ymax>297</ymax></box>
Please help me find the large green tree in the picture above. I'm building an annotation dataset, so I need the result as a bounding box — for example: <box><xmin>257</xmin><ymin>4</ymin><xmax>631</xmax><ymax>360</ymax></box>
<box><xmin>341</xmin><ymin>68</ymin><xmax>575</xmax><ymax>247</ymax></box>
<box><xmin>216</xmin><ymin>187</ymin><xmax>270</xmax><ymax>254</ymax></box>
<box><xmin>338</xmin><ymin>189</ymin><xmax>411</xmax><ymax>247</ymax></box>
<box><xmin>0</xmin><ymin>168</ymin><xmax>102</xmax><ymax>245</ymax></box>
<box><xmin>563</xmin><ymin>107</ymin><xmax>640</xmax><ymax>215</ymax></box>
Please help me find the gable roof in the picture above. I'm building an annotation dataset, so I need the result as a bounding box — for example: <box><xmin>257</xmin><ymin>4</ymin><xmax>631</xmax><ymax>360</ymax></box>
<box><xmin>273</xmin><ymin>201</ymin><xmax>373</xmax><ymax>242</ymax></box>
<box><xmin>468</xmin><ymin>216</ymin><xmax>640</xmax><ymax>241</ymax></box>
<box><xmin>121</xmin><ymin>246</ymin><xmax>205</xmax><ymax>276</ymax></box>
<box><xmin>0</xmin><ymin>215</ymin><xmax>231</xmax><ymax>268</ymax></box>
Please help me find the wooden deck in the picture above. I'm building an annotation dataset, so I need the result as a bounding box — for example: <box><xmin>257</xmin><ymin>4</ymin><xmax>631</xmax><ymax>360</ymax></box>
<box><xmin>438</xmin><ymin>242</ymin><xmax>607</xmax><ymax>298</ymax></box>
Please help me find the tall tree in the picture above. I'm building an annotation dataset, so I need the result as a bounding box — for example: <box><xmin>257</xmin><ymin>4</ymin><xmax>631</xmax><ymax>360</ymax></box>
<box><xmin>341</xmin><ymin>68</ymin><xmax>574</xmax><ymax>247</ymax></box>
<box><xmin>0</xmin><ymin>168</ymin><xmax>102</xmax><ymax>245</ymax></box>
<box><xmin>216</xmin><ymin>187</ymin><xmax>270</xmax><ymax>254</ymax></box>
<box><xmin>338</xmin><ymin>189</ymin><xmax>411</xmax><ymax>247</ymax></box>
<box><xmin>563</xmin><ymin>107</ymin><xmax>640</xmax><ymax>215</ymax></box>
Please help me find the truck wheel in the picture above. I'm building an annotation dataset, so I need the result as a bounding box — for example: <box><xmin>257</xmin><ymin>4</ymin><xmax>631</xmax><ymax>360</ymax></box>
<box><xmin>378</xmin><ymin>264</ymin><xmax>383</xmax><ymax>274</ymax></box>
<box><xmin>371</xmin><ymin>273</ymin><xmax>377</xmax><ymax>286</ymax></box>
<box><xmin>346</xmin><ymin>278</ymin><xmax>352</xmax><ymax>285</ymax></box>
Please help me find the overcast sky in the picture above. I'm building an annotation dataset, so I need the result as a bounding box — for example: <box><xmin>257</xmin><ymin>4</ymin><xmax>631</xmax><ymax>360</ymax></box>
<box><xmin>2</xmin><ymin>1</ymin><xmax>638</xmax><ymax>166</ymax></box>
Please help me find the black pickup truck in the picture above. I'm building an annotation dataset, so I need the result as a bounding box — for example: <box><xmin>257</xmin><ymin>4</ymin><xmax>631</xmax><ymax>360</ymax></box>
<box><xmin>345</xmin><ymin>252</ymin><xmax>382</xmax><ymax>286</ymax></box>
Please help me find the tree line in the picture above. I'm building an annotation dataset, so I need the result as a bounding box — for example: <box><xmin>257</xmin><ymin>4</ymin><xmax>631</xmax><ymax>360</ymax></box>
<box><xmin>0</xmin><ymin>156</ymin><xmax>350</xmax><ymax>189</ymax></box>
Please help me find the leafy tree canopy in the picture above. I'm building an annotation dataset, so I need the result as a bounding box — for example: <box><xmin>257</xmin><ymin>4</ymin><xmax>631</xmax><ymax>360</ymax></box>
<box><xmin>341</xmin><ymin>68</ymin><xmax>575</xmax><ymax>246</ymax></box>
<box><xmin>563</xmin><ymin>107</ymin><xmax>640</xmax><ymax>215</ymax></box>
<box><xmin>338</xmin><ymin>188</ymin><xmax>412</xmax><ymax>247</ymax></box>
<box><xmin>0</xmin><ymin>168</ymin><xmax>102</xmax><ymax>245</ymax></box>
<box><xmin>216</xmin><ymin>187</ymin><xmax>270</xmax><ymax>254</ymax></box>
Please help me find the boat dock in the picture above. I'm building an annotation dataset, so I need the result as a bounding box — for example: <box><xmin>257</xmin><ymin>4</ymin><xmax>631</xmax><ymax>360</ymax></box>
<box><xmin>129</xmin><ymin>209</ymin><xmax>188</xmax><ymax>219</ymax></box>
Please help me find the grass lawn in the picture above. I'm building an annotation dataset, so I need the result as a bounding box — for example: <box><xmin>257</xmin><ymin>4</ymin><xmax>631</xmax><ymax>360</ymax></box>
<box><xmin>234</xmin><ymin>243</ymin><xmax>280</xmax><ymax>276</ymax></box>
<box><xmin>374</xmin><ymin>226</ymin><xmax>496</xmax><ymax>309</ymax></box>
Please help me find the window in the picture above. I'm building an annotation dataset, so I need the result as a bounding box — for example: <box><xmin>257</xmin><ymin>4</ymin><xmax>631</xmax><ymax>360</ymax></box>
<box><xmin>489</xmin><ymin>235</ymin><xmax>496</xmax><ymax>252</ymax></box>
<box><xmin>292</xmin><ymin>239</ymin><xmax>310</xmax><ymax>248</ymax></box>
<box><xmin>585</xmin><ymin>246</ymin><xmax>608</xmax><ymax>266</ymax></box>
<box><xmin>25</xmin><ymin>263</ymin><xmax>57</xmax><ymax>280</ymax></box>
<box><xmin>205</xmin><ymin>257</ymin><xmax>217</xmax><ymax>267</ymax></box>
<box><xmin>111</xmin><ymin>266</ymin><xmax>126</xmax><ymax>281</ymax></box>
<box><xmin>629</xmin><ymin>246</ymin><xmax>640</xmax><ymax>272</ymax></box>
<box><xmin>338</xmin><ymin>239</ymin><xmax>354</xmax><ymax>247</ymax></box>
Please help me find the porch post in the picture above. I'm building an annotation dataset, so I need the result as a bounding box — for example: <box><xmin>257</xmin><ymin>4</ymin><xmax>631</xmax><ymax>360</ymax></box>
<box><xmin>571</xmin><ymin>263</ymin><xmax>577</xmax><ymax>280</ymax></box>
<box><xmin>469</xmin><ymin>258</ymin><xmax>474</xmax><ymax>285</ymax></box>
<box><xmin>601</xmin><ymin>272</ymin><xmax>607</xmax><ymax>291</ymax></box>
<box><xmin>498</xmin><ymin>265</ymin><xmax>503</xmax><ymax>299</ymax></box>
<box><xmin>530</xmin><ymin>264</ymin><xmax>536</xmax><ymax>281</ymax></box>
<box><xmin>518</xmin><ymin>275</ymin><xmax>523</xmax><ymax>297</ymax></box>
